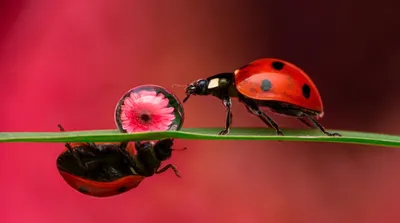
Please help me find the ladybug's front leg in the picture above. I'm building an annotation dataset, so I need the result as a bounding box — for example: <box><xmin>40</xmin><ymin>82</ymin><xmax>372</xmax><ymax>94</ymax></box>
<box><xmin>218</xmin><ymin>96</ymin><xmax>233</xmax><ymax>135</ymax></box>
<box><xmin>156</xmin><ymin>164</ymin><xmax>181</xmax><ymax>178</ymax></box>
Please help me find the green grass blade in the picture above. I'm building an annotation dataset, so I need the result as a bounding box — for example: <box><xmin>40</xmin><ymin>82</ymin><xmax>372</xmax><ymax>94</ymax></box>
<box><xmin>0</xmin><ymin>128</ymin><xmax>399</xmax><ymax>147</ymax></box>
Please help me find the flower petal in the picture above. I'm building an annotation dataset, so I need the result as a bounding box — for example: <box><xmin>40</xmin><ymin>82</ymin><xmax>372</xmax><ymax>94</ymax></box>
<box><xmin>157</xmin><ymin>107</ymin><xmax>174</xmax><ymax>114</ymax></box>
<box><xmin>139</xmin><ymin>90</ymin><xmax>157</xmax><ymax>98</ymax></box>
<box><xmin>117</xmin><ymin>88</ymin><xmax>182</xmax><ymax>133</ymax></box>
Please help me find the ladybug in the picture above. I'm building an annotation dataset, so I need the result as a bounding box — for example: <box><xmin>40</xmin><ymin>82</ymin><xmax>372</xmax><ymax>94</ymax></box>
<box><xmin>183</xmin><ymin>58</ymin><xmax>341</xmax><ymax>136</ymax></box>
<box><xmin>56</xmin><ymin>124</ymin><xmax>185</xmax><ymax>197</ymax></box>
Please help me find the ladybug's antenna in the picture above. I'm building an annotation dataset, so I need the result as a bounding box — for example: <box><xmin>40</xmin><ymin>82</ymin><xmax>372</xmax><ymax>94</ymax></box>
<box><xmin>172</xmin><ymin>84</ymin><xmax>186</xmax><ymax>88</ymax></box>
<box><xmin>172</xmin><ymin>147</ymin><xmax>187</xmax><ymax>151</ymax></box>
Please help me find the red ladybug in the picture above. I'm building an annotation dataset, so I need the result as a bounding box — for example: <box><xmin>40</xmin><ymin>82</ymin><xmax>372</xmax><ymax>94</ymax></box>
<box><xmin>183</xmin><ymin>58</ymin><xmax>340</xmax><ymax>136</ymax></box>
<box><xmin>56</xmin><ymin>124</ymin><xmax>185</xmax><ymax>197</ymax></box>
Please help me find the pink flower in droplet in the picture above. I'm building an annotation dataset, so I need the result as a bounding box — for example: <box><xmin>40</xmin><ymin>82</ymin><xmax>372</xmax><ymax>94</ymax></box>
<box><xmin>119</xmin><ymin>90</ymin><xmax>176</xmax><ymax>132</ymax></box>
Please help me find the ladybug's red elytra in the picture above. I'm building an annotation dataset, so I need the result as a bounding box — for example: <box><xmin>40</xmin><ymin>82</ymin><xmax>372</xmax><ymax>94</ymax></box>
<box><xmin>56</xmin><ymin>125</ymin><xmax>185</xmax><ymax>197</ymax></box>
<box><xmin>183</xmin><ymin>58</ymin><xmax>340</xmax><ymax>136</ymax></box>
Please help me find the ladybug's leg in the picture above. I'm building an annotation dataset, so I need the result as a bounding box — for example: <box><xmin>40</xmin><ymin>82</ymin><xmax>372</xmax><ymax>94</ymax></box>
<box><xmin>156</xmin><ymin>164</ymin><xmax>181</xmax><ymax>178</ymax></box>
<box><xmin>86</xmin><ymin>142</ymin><xmax>97</xmax><ymax>149</ymax></box>
<box><xmin>57</xmin><ymin>124</ymin><xmax>87</xmax><ymax>168</ymax></box>
<box><xmin>118</xmin><ymin>141</ymin><xmax>136</xmax><ymax>167</ymax></box>
<box><xmin>218</xmin><ymin>96</ymin><xmax>233</xmax><ymax>135</ymax></box>
<box><xmin>82</xmin><ymin>160</ymin><xmax>103</xmax><ymax>171</ymax></box>
<box><xmin>134</xmin><ymin>141</ymin><xmax>142</xmax><ymax>150</ymax></box>
<box><xmin>302</xmin><ymin>114</ymin><xmax>341</xmax><ymax>136</ymax></box>
<box><xmin>57</xmin><ymin>124</ymin><xmax>97</xmax><ymax>149</ymax></box>
<box><xmin>241</xmin><ymin>98</ymin><xmax>284</xmax><ymax>136</ymax></box>
<box><xmin>57</xmin><ymin>125</ymin><xmax>73</xmax><ymax>152</ymax></box>
<box><xmin>298</xmin><ymin>117</ymin><xmax>314</xmax><ymax>128</ymax></box>
<box><xmin>62</xmin><ymin>143</ymin><xmax>88</xmax><ymax>169</ymax></box>
<box><xmin>135</xmin><ymin>142</ymin><xmax>159</xmax><ymax>176</ymax></box>
<box><xmin>244</xmin><ymin>106</ymin><xmax>274</xmax><ymax>129</ymax></box>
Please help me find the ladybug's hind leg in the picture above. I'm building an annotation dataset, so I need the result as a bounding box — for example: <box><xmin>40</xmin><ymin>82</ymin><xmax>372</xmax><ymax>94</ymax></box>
<box><xmin>61</xmin><ymin>140</ymin><xmax>87</xmax><ymax>169</ymax></box>
<box><xmin>57</xmin><ymin>124</ymin><xmax>97</xmax><ymax>148</ymax></box>
<box><xmin>57</xmin><ymin>124</ymin><xmax>87</xmax><ymax>169</ymax></box>
<box><xmin>301</xmin><ymin>114</ymin><xmax>341</xmax><ymax>137</ymax></box>
<box><xmin>57</xmin><ymin>124</ymin><xmax>77</xmax><ymax>156</ymax></box>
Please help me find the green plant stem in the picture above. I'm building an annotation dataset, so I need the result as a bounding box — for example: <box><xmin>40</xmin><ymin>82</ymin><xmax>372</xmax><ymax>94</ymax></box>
<box><xmin>0</xmin><ymin>128</ymin><xmax>399</xmax><ymax>148</ymax></box>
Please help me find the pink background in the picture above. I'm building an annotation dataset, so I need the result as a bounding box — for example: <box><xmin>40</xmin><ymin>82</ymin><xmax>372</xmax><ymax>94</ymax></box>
<box><xmin>1</xmin><ymin>1</ymin><xmax>400</xmax><ymax>223</ymax></box>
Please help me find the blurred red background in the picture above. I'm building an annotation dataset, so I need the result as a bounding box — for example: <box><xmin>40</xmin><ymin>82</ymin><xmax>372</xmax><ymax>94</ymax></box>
<box><xmin>1</xmin><ymin>1</ymin><xmax>400</xmax><ymax>223</ymax></box>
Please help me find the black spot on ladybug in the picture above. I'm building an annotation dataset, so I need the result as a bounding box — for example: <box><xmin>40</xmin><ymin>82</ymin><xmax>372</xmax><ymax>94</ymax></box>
<box><xmin>117</xmin><ymin>186</ymin><xmax>127</xmax><ymax>194</ymax></box>
<box><xmin>271</xmin><ymin>61</ymin><xmax>284</xmax><ymax>70</ymax></box>
<box><xmin>78</xmin><ymin>187</ymin><xmax>89</xmax><ymax>194</ymax></box>
<box><xmin>260</xmin><ymin>79</ymin><xmax>272</xmax><ymax>92</ymax></box>
<box><xmin>302</xmin><ymin>84</ymin><xmax>311</xmax><ymax>99</ymax></box>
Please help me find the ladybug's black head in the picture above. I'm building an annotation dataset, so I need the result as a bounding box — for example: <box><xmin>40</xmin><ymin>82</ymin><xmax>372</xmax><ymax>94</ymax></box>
<box><xmin>183</xmin><ymin>79</ymin><xmax>209</xmax><ymax>103</ymax></box>
<box><xmin>154</xmin><ymin>138</ymin><xmax>187</xmax><ymax>161</ymax></box>
<box><xmin>154</xmin><ymin>138</ymin><xmax>174</xmax><ymax>161</ymax></box>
